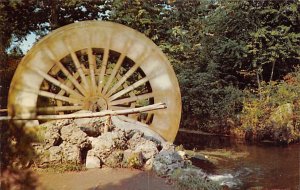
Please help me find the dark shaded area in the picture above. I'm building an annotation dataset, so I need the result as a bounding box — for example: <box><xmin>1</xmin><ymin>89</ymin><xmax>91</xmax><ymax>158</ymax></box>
<box><xmin>174</xmin><ymin>132</ymin><xmax>232</xmax><ymax>150</ymax></box>
<box><xmin>190</xmin><ymin>156</ymin><xmax>216</xmax><ymax>174</ymax></box>
<box><xmin>0</xmin><ymin>120</ymin><xmax>38</xmax><ymax>190</ymax></box>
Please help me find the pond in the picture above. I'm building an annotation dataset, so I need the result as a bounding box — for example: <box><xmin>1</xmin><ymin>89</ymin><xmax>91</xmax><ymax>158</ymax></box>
<box><xmin>175</xmin><ymin>132</ymin><xmax>300</xmax><ymax>189</ymax></box>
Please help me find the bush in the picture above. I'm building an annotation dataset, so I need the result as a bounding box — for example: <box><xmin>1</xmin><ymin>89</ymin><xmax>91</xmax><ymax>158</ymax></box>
<box><xmin>240</xmin><ymin>68</ymin><xmax>300</xmax><ymax>144</ymax></box>
<box><xmin>180</xmin><ymin>68</ymin><xmax>243</xmax><ymax>132</ymax></box>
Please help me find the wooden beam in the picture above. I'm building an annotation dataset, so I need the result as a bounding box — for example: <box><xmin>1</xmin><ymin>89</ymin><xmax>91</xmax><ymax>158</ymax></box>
<box><xmin>0</xmin><ymin>102</ymin><xmax>166</xmax><ymax>121</ymax></box>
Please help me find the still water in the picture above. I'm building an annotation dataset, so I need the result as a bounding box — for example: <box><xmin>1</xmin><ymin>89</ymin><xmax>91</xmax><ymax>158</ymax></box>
<box><xmin>175</xmin><ymin>132</ymin><xmax>300</xmax><ymax>189</ymax></box>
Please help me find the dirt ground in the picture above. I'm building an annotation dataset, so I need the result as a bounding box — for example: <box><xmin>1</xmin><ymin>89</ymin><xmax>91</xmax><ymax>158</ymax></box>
<box><xmin>37</xmin><ymin>168</ymin><xmax>174</xmax><ymax>190</ymax></box>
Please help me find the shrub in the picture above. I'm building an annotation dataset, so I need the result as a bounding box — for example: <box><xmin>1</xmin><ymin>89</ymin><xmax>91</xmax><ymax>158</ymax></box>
<box><xmin>240</xmin><ymin>68</ymin><xmax>300</xmax><ymax>143</ymax></box>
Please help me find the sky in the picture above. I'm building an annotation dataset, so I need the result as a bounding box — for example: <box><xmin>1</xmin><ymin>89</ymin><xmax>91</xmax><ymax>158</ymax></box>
<box><xmin>8</xmin><ymin>32</ymin><xmax>38</xmax><ymax>54</ymax></box>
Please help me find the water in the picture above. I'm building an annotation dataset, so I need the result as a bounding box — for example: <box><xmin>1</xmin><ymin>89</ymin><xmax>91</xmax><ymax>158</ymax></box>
<box><xmin>175</xmin><ymin>132</ymin><xmax>300</xmax><ymax>189</ymax></box>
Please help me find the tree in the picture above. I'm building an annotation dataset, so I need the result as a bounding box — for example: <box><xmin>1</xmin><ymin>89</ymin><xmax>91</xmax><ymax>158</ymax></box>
<box><xmin>0</xmin><ymin>0</ymin><xmax>110</xmax><ymax>65</ymax></box>
<box><xmin>246</xmin><ymin>0</ymin><xmax>300</xmax><ymax>84</ymax></box>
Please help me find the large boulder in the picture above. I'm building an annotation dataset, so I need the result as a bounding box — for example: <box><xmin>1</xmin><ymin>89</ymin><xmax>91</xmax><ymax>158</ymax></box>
<box><xmin>122</xmin><ymin>149</ymin><xmax>143</xmax><ymax>169</ymax></box>
<box><xmin>40</xmin><ymin>119</ymin><xmax>72</xmax><ymax>148</ymax></box>
<box><xmin>153</xmin><ymin>149</ymin><xmax>190</xmax><ymax>176</ymax></box>
<box><xmin>85</xmin><ymin>151</ymin><xmax>101</xmax><ymax>169</ymax></box>
<box><xmin>74</xmin><ymin>111</ymin><xmax>109</xmax><ymax>136</ymax></box>
<box><xmin>128</xmin><ymin>131</ymin><xmax>159</xmax><ymax>160</ymax></box>
<box><xmin>60</xmin><ymin>142</ymin><xmax>81</xmax><ymax>163</ymax></box>
<box><xmin>104</xmin><ymin>150</ymin><xmax>123</xmax><ymax>168</ymax></box>
<box><xmin>48</xmin><ymin>146</ymin><xmax>62</xmax><ymax>163</ymax></box>
<box><xmin>87</xmin><ymin>130</ymin><xmax>127</xmax><ymax>164</ymax></box>
<box><xmin>112</xmin><ymin>116</ymin><xmax>165</xmax><ymax>143</ymax></box>
<box><xmin>60</xmin><ymin>123</ymin><xmax>90</xmax><ymax>149</ymax></box>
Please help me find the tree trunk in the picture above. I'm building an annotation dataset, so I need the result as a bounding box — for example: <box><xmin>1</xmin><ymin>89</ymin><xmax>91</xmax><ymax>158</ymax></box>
<box><xmin>269</xmin><ymin>61</ymin><xmax>275</xmax><ymax>82</ymax></box>
<box><xmin>256</xmin><ymin>69</ymin><xmax>262</xmax><ymax>100</ymax></box>
<box><xmin>49</xmin><ymin>0</ymin><xmax>59</xmax><ymax>30</ymax></box>
<box><xmin>0</xmin><ymin>36</ymin><xmax>7</xmax><ymax>67</ymax></box>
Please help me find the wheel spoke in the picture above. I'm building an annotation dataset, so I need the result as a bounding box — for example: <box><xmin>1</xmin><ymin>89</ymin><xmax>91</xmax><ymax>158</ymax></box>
<box><xmin>144</xmin><ymin>112</ymin><xmax>154</xmax><ymax>123</ymax></box>
<box><xmin>108</xmin><ymin>76</ymin><xmax>150</xmax><ymax>101</ymax></box>
<box><xmin>109</xmin><ymin>92</ymin><xmax>154</xmax><ymax>106</ymax></box>
<box><xmin>102</xmin><ymin>39</ymin><xmax>132</xmax><ymax>95</ymax></box>
<box><xmin>106</xmin><ymin>52</ymin><xmax>151</xmax><ymax>97</ymax></box>
<box><xmin>98</xmin><ymin>36</ymin><xmax>111</xmax><ymax>93</ymax></box>
<box><xmin>12</xmin><ymin>81</ymin><xmax>82</xmax><ymax>105</ymax></box>
<box><xmin>64</xmin><ymin>42</ymin><xmax>89</xmax><ymax>91</ymax></box>
<box><xmin>38</xmin><ymin>90</ymin><xmax>81</xmax><ymax>104</ymax></box>
<box><xmin>27</xmin><ymin>66</ymin><xmax>83</xmax><ymax>98</ymax></box>
<box><xmin>44</xmin><ymin>48</ymin><xmax>88</xmax><ymax>96</ymax></box>
<box><xmin>87</xmin><ymin>48</ymin><xmax>97</xmax><ymax>95</ymax></box>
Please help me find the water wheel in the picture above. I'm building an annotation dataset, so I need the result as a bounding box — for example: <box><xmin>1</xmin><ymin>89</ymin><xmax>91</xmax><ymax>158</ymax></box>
<box><xmin>8</xmin><ymin>21</ymin><xmax>181</xmax><ymax>142</ymax></box>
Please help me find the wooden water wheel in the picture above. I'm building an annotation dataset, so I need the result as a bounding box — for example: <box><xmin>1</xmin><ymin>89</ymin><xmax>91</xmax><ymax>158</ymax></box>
<box><xmin>7</xmin><ymin>21</ymin><xmax>181</xmax><ymax>142</ymax></box>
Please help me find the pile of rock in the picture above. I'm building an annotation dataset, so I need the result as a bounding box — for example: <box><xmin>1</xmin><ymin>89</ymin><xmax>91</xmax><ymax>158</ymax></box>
<box><xmin>34</xmin><ymin>116</ymin><xmax>190</xmax><ymax>173</ymax></box>
<box><xmin>34</xmin><ymin>115</ymin><xmax>223</xmax><ymax>189</ymax></box>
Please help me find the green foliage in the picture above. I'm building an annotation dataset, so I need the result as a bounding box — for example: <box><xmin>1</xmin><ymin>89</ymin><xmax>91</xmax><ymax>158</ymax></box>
<box><xmin>240</xmin><ymin>68</ymin><xmax>300</xmax><ymax>143</ymax></box>
<box><xmin>110</xmin><ymin>0</ymin><xmax>245</xmax><ymax>130</ymax></box>
<box><xmin>246</xmin><ymin>0</ymin><xmax>300</xmax><ymax>84</ymax></box>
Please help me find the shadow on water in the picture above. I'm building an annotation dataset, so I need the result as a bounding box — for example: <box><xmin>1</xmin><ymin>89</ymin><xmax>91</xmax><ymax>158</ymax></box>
<box><xmin>174</xmin><ymin>131</ymin><xmax>300</xmax><ymax>190</ymax></box>
<box><xmin>175</xmin><ymin>131</ymin><xmax>232</xmax><ymax>150</ymax></box>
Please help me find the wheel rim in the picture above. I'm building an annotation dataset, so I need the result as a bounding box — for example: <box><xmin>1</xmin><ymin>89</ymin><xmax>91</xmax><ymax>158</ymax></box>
<box><xmin>8</xmin><ymin>21</ymin><xmax>181</xmax><ymax>142</ymax></box>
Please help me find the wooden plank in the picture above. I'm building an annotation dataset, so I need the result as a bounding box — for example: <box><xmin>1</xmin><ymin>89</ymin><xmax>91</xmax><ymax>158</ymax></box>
<box><xmin>0</xmin><ymin>102</ymin><xmax>166</xmax><ymax>121</ymax></box>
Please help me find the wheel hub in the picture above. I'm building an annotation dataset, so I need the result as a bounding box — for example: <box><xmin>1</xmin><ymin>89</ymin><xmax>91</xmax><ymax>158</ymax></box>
<box><xmin>84</xmin><ymin>96</ymin><xmax>108</xmax><ymax>111</ymax></box>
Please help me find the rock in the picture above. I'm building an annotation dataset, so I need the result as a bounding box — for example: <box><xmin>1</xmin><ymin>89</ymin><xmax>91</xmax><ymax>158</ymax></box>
<box><xmin>144</xmin><ymin>157</ymin><xmax>154</xmax><ymax>170</ymax></box>
<box><xmin>127</xmin><ymin>130</ymin><xmax>144</xmax><ymax>147</ymax></box>
<box><xmin>60</xmin><ymin>124</ymin><xmax>90</xmax><ymax>148</ymax></box>
<box><xmin>40</xmin><ymin>120</ymin><xmax>73</xmax><ymax>148</ymax></box>
<box><xmin>48</xmin><ymin>146</ymin><xmax>62</xmax><ymax>163</ymax></box>
<box><xmin>88</xmin><ymin>131</ymin><xmax>127</xmax><ymax>160</ymax></box>
<box><xmin>104</xmin><ymin>150</ymin><xmax>123</xmax><ymax>168</ymax></box>
<box><xmin>41</xmin><ymin>119</ymin><xmax>73</xmax><ymax>128</ymax></box>
<box><xmin>173</xmin><ymin>167</ymin><xmax>207</xmax><ymax>179</ymax></box>
<box><xmin>74</xmin><ymin>111</ymin><xmax>110</xmax><ymax>136</ymax></box>
<box><xmin>170</xmin><ymin>168</ymin><xmax>219</xmax><ymax>189</ymax></box>
<box><xmin>133</xmin><ymin>140</ymin><xmax>158</xmax><ymax>160</ymax></box>
<box><xmin>122</xmin><ymin>149</ymin><xmax>143</xmax><ymax>169</ymax></box>
<box><xmin>161</xmin><ymin>142</ymin><xmax>176</xmax><ymax>151</ymax></box>
<box><xmin>60</xmin><ymin>142</ymin><xmax>81</xmax><ymax>163</ymax></box>
<box><xmin>112</xmin><ymin>116</ymin><xmax>166</xmax><ymax>143</ymax></box>
<box><xmin>153</xmin><ymin>150</ymin><xmax>188</xmax><ymax>176</ymax></box>
<box><xmin>177</xmin><ymin>150</ymin><xmax>187</xmax><ymax>160</ymax></box>
<box><xmin>127</xmin><ymin>131</ymin><xmax>158</xmax><ymax>160</ymax></box>
<box><xmin>43</xmin><ymin>125</ymin><xmax>61</xmax><ymax>148</ymax></box>
<box><xmin>85</xmin><ymin>151</ymin><xmax>101</xmax><ymax>169</ymax></box>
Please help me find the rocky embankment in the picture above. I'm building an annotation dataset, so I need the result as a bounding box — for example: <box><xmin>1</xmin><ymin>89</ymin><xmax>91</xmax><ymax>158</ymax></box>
<box><xmin>34</xmin><ymin>115</ymin><xmax>221</xmax><ymax>189</ymax></box>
